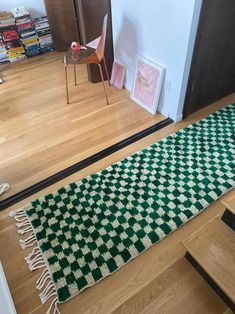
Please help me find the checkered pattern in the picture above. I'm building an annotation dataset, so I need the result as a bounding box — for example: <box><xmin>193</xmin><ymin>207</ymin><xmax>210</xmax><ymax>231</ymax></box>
<box><xmin>24</xmin><ymin>104</ymin><xmax>235</xmax><ymax>303</ymax></box>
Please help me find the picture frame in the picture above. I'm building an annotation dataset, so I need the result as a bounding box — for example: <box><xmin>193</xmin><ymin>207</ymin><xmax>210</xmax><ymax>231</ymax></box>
<box><xmin>110</xmin><ymin>61</ymin><xmax>125</xmax><ymax>90</ymax></box>
<box><xmin>131</xmin><ymin>55</ymin><xmax>165</xmax><ymax>114</ymax></box>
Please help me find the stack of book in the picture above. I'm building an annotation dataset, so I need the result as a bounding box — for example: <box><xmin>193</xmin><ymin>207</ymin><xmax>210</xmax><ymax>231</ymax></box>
<box><xmin>12</xmin><ymin>6</ymin><xmax>40</xmax><ymax>58</ymax></box>
<box><xmin>34</xmin><ymin>16</ymin><xmax>54</xmax><ymax>53</ymax></box>
<box><xmin>0</xmin><ymin>11</ymin><xmax>15</xmax><ymax>63</ymax></box>
<box><xmin>0</xmin><ymin>11</ymin><xmax>15</xmax><ymax>28</ymax></box>
<box><xmin>0</xmin><ymin>33</ymin><xmax>9</xmax><ymax>63</ymax></box>
<box><xmin>2</xmin><ymin>29</ymin><xmax>25</xmax><ymax>62</ymax></box>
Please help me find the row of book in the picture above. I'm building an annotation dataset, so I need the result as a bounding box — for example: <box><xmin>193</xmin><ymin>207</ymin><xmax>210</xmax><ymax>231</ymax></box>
<box><xmin>1</xmin><ymin>29</ymin><xmax>25</xmax><ymax>62</ymax></box>
<box><xmin>0</xmin><ymin>11</ymin><xmax>15</xmax><ymax>28</ymax></box>
<box><xmin>0</xmin><ymin>7</ymin><xmax>54</xmax><ymax>63</ymax></box>
<box><xmin>15</xmin><ymin>7</ymin><xmax>40</xmax><ymax>58</ymax></box>
<box><xmin>0</xmin><ymin>33</ymin><xmax>9</xmax><ymax>63</ymax></box>
<box><xmin>34</xmin><ymin>16</ymin><xmax>54</xmax><ymax>54</ymax></box>
<box><xmin>0</xmin><ymin>11</ymin><xmax>25</xmax><ymax>63</ymax></box>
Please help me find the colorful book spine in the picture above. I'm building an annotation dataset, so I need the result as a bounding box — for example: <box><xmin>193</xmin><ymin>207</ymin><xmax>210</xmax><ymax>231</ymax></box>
<box><xmin>0</xmin><ymin>12</ymin><xmax>26</xmax><ymax>63</ymax></box>
<box><xmin>12</xmin><ymin>6</ymin><xmax>40</xmax><ymax>58</ymax></box>
<box><xmin>0</xmin><ymin>8</ymin><xmax>54</xmax><ymax>62</ymax></box>
<box><xmin>34</xmin><ymin>16</ymin><xmax>54</xmax><ymax>54</ymax></box>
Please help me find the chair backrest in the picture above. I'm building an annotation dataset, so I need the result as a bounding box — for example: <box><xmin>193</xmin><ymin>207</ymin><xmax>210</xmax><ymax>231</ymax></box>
<box><xmin>95</xmin><ymin>14</ymin><xmax>108</xmax><ymax>61</ymax></box>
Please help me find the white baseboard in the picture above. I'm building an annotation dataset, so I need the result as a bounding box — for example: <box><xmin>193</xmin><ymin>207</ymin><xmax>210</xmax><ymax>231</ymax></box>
<box><xmin>174</xmin><ymin>113</ymin><xmax>183</xmax><ymax>122</ymax></box>
<box><xmin>159</xmin><ymin>108</ymin><xmax>183</xmax><ymax>122</ymax></box>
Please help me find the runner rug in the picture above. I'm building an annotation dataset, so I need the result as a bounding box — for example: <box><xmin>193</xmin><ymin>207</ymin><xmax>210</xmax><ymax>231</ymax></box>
<box><xmin>10</xmin><ymin>104</ymin><xmax>235</xmax><ymax>313</ymax></box>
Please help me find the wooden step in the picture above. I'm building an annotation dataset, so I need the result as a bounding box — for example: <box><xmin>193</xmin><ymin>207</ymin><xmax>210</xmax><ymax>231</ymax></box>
<box><xmin>182</xmin><ymin>214</ymin><xmax>235</xmax><ymax>307</ymax></box>
<box><xmin>113</xmin><ymin>257</ymin><xmax>230</xmax><ymax>314</ymax></box>
<box><xmin>221</xmin><ymin>194</ymin><xmax>235</xmax><ymax>215</ymax></box>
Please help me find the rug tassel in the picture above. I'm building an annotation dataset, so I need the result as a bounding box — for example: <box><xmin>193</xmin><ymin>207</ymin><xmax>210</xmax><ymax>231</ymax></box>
<box><xmin>15</xmin><ymin>215</ymin><xmax>29</xmax><ymax>222</ymax></box>
<box><xmin>37</xmin><ymin>273</ymin><xmax>51</xmax><ymax>290</ymax></box>
<box><xmin>10</xmin><ymin>210</ymin><xmax>60</xmax><ymax>314</ymax></box>
<box><xmin>27</xmin><ymin>247</ymin><xmax>40</xmax><ymax>261</ymax></box>
<box><xmin>9</xmin><ymin>209</ymin><xmax>29</xmax><ymax>222</ymax></box>
<box><xmin>9</xmin><ymin>209</ymin><xmax>25</xmax><ymax>217</ymax></box>
<box><xmin>28</xmin><ymin>258</ymin><xmax>46</xmax><ymax>271</ymax></box>
<box><xmin>46</xmin><ymin>296</ymin><xmax>60</xmax><ymax>314</ymax></box>
<box><xmin>36</xmin><ymin>268</ymin><xmax>49</xmax><ymax>289</ymax></box>
<box><xmin>20</xmin><ymin>232</ymin><xmax>36</xmax><ymax>249</ymax></box>
<box><xmin>25</xmin><ymin>251</ymin><xmax>41</xmax><ymax>263</ymax></box>
<box><xmin>18</xmin><ymin>225</ymin><xmax>32</xmax><ymax>235</ymax></box>
<box><xmin>40</xmin><ymin>281</ymin><xmax>55</xmax><ymax>300</ymax></box>
<box><xmin>15</xmin><ymin>217</ymin><xmax>33</xmax><ymax>235</ymax></box>
<box><xmin>40</xmin><ymin>289</ymin><xmax>56</xmax><ymax>304</ymax></box>
<box><xmin>16</xmin><ymin>219</ymin><xmax>30</xmax><ymax>228</ymax></box>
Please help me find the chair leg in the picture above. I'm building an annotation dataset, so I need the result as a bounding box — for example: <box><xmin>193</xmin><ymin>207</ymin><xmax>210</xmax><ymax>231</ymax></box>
<box><xmin>98</xmin><ymin>63</ymin><xmax>109</xmax><ymax>105</ymax></box>
<box><xmin>74</xmin><ymin>64</ymin><xmax>77</xmax><ymax>86</ymax></box>
<box><xmin>64</xmin><ymin>64</ymin><xmax>69</xmax><ymax>104</ymax></box>
<box><xmin>103</xmin><ymin>56</ymin><xmax>111</xmax><ymax>86</ymax></box>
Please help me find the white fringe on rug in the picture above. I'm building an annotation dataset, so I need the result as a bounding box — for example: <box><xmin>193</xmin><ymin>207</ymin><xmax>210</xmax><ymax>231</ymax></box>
<box><xmin>0</xmin><ymin>183</ymin><xmax>10</xmax><ymax>196</ymax></box>
<box><xmin>9</xmin><ymin>209</ymin><xmax>60</xmax><ymax>314</ymax></box>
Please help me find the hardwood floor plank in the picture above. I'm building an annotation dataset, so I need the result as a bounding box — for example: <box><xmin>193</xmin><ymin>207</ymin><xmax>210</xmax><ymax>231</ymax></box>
<box><xmin>113</xmin><ymin>258</ymin><xmax>192</xmax><ymax>314</ymax></box>
<box><xmin>139</xmin><ymin>267</ymin><xmax>227</xmax><ymax>314</ymax></box>
<box><xmin>0</xmin><ymin>52</ymin><xmax>165</xmax><ymax>200</ymax></box>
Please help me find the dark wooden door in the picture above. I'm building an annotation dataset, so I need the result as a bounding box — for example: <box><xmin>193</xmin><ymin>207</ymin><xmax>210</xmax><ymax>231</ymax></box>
<box><xmin>75</xmin><ymin>0</ymin><xmax>113</xmax><ymax>82</ymax></box>
<box><xmin>183</xmin><ymin>0</ymin><xmax>235</xmax><ymax>117</ymax></box>
<box><xmin>43</xmin><ymin>0</ymin><xmax>80</xmax><ymax>51</ymax></box>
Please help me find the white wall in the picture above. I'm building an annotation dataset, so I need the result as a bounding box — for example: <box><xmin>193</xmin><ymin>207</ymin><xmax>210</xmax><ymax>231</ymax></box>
<box><xmin>0</xmin><ymin>0</ymin><xmax>46</xmax><ymax>18</ymax></box>
<box><xmin>111</xmin><ymin>0</ymin><xmax>202</xmax><ymax>121</ymax></box>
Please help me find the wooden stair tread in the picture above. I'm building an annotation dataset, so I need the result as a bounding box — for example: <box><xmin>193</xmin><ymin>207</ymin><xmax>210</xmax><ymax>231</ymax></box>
<box><xmin>182</xmin><ymin>216</ymin><xmax>235</xmax><ymax>302</ymax></box>
<box><xmin>113</xmin><ymin>257</ymin><xmax>230</xmax><ymax>314</ymax></box>
<box><xmin>221</xmin><ymin>195</ymin><xmax>235</xmax><ymax>214</ymax></box>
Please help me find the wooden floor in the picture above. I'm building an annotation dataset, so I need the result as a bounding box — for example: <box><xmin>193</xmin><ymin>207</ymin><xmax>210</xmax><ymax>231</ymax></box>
<box><xmin>0</xmin><ymin>52</ymin><xmax>165</xmax><ymax>199</ymax></box>
<box><xmin>0</xmin><ymin>93</ymin><xmax>234</xmax><ymax>314</ymax></box>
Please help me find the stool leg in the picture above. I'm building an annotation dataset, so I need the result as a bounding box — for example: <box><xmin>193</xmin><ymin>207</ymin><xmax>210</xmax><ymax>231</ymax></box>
<box><xmin>103</xmin><ymin>56</ymin><xmax>111</xmax><ymax>86</ymax></box>
<box><xmin>98</xmin><ymin>63</ymin><xmax>109</xmax><ymax>105</ymax></box>
<box><xmin>74</xmin><ymin>64</ymin><xmax>77</xmax><ymax>86</ymax></box>
<box><xmin>65</xmin><ymin>64</ymin><xmax>69</xmax><ymax>104</ymax></box>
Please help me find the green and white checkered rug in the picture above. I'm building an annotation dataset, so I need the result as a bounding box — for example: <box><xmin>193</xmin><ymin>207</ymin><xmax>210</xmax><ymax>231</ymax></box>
<box><xmin>11</xmin><ymin>104</ymin><xmax>235</xmax><ymax>313</ymax></box>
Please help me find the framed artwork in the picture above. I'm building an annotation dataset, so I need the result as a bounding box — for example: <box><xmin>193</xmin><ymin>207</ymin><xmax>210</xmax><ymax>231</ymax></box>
<box><xmin>111</xmin><ymin>62</ymin><xmax>125</xmax><ymax>90</ymax></box>
<box><xmin>131</xmin><ymin>55</ymin><xmax>165</xmax><ymax>114</ymax></box>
